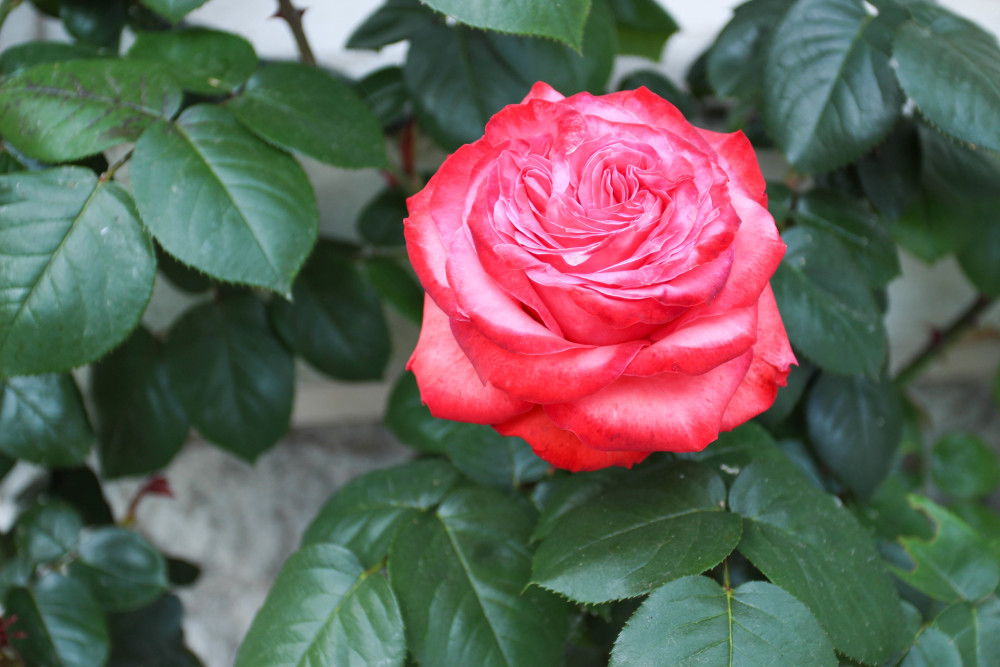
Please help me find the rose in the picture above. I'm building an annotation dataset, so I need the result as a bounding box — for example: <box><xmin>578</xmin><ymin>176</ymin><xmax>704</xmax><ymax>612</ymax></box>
<box><xmin>404</xmin><ymin>82</ymin><xmax>796</xmax><ymax>472</ymax></box>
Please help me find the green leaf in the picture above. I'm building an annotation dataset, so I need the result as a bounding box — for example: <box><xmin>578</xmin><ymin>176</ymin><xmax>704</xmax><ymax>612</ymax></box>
<box><xmin>894</xmin><ymin>3</ymin><xmax>1000</xmax><ymax>153</ymax></box>
<box><xmin>438</xmin><ymin>422</ymin><xmax>550</xmax><ymax>490</ymax></box>
<box><xmin>610</xmin><ymin>576</ymin><xmax>837</xmax><ymax>666</ymax></box>
<box><xmin>771</xmin><ymin>227</ymin><xmax>886</xmax><ymax>376</ymax></box>
<box><xmin>227</xmin><ymin>62</ymin><xmax>386</xmax><ymax>169</ymax></box>
<box><xmin>793</xmin><ymin>189</ymin><xmax>900</xmax><ymax>288</ymax></box>
<box><xmin>707</xmin><ymin>0</ymin><xmax>795</xmax><ymax>99</ymax></box>
<box><xmin>301</xmin><ymin>459</ymin><xmax>463</xmax><ymax>567</ymax></box>
<box><xmin>130</xmin><ymin>104</ymin><xmax>318</xmax><ymax>294</ymax></box>
<box><xmin>5</xmin><ymin>573</ymin><xmax>110</xmax><ymax>667</ymax></box>
<box><xmin>389</xmin><ymin>487</ymin><xmax>569</xmax><ymax>667</ymax></box>
<box><xmin>857</xmin><ymin>122</ymin><xmax>921</xmax><ymax>219</ymax></box>
<box><xmin>236</xmin><ymin>543</ymin><xmax>405</xmax><ymax>667</ymax></box>
<box><xmin>354</xmin><ymin>66</ymin><xmax>408</xmax><ymax>128</ymax></box>
<box><xmin>140</xmin><ymin>0</ymin><xmax>208</xmax><ymax>22</ymax></box>
<box><xmin>806</xmin><ymin>371</ymin><xmax>902</xmax><ymax>498</ymax></box>
<box><xmin>362</xmin><ymin>257</ymin><xmax>423</xmax><ymax>324</ymax></box>
<box><xmin>419</xmin><ymin>0</ymin><xmax>591</xmax><ymax>50</ymax></box>
<box><xmin>15</xmin><ymin>502</ymin><xmax>84</xmax><ymax>565</ymax></box>
<box><xmin>931</xmin><ymin>432</ymin><xmax>1000</xmax><ymax>498</ymax></box>
<box><xmin>532</xmin><ymin>463</ymin><xmax>742</xmax><ymax>603</ymax></box>
<box><xmin>956</xmin><ymin>208</ymin><xmax>1000</xmax><ymax>296</ymax></box>
<box><xmin>108</xmin><ymin>594</ymin><xmax>201</xmax><ymax>667</ymax></box>
<box><xmin>384</xmin><ymin>371</ymin><xmax>450</xmax><ymax>454</ymax></box>
<box><xmin>531</xmin><ymin>468</ymin><xmax>627</xmax><ymax>542</ymax></box>
<box><xmin>0</xmin><ymin>168</ymin><xmax>156</xmax><ymax>377</ymax></box>
<box><xmin>764</xmin><ymin>0</ymin><xmax>903</xmax><ymax>172</ymax></box>
<box><xmin>405</xmin><ymin>0</ymin><xmax>615</xmax><ymax>149</ymax></box>
<box><xmin>0</xmin><ymin>59</ymin><xmax>182</xmax><ymax>162</ymax></box>
<box><xmin>165</xmin><ymin>296</ymin><xmax>294</xmax><ymax>461</ymax></box>
<box><xmin>357</xmin><ymin>188</ymin><xmax>407</xmax><ymax>247</ymax></box>
<box><xmin>901</xmin><ymin>627</ymin><xmax>963</xmax><ymax>667</ymax></box>
<box><xmin>758</xmin><ymin>359</ymin><xmax>814</xmax><ymax>428</ymax></box>
<box><xmin>156</xmin><ymin>244</ymin><xmax>213</xmax><ymax>294</ymax></box>
<box><xmin>270</xmin><ymin>242</ymin><xmax>391</xmax><ymax>382</ymax></box>
<box><xmin>91</xmin><ymin>326</ymin><xmax>189</xmax><ymax>479</ymax></box>
<box><xmin>929</xmin><ymin>598</ymin><xmax>1000</xmax><ymax>667</ymax></box>
<box><xmin>0</xmin><ymin>374</ymin><xmax>92</xmax><ymax>466</ymax></box>
<box><xmin>46</xmin><ymin>467</ymin><xmax>115</xmax><ymax>527</ymax></box>
<box><xmin>347</xmin><ymin>0</ymin><xmax>435</xmax><ymax>50</ymax></box>
<box><xmin>60</xmin><ymin>0</ymin><xmax>127</xmax><ymax>49</ymax></box>
<box><xmin>729</xmin><ymin>459</ymin><xmax>906</xmax><ymax>663</ymax></box>
<box><xmin>615</xmin><ymin>69</ymin><xmax>697</xmax><ymax>119</ymax></box>
<box><xmin>892</xmin><ymin>496</ymin><xmax>1000</xmax><ymax>603</ymax></box>
<box><xmin>680</xmin><ymin>421</ymin><xmax>788</xmax><ymax>471</ymax></box>
<box><xmin>69</xmin><ymin>527</ymin><xmax>169</xmax><ymax>611</ymax></box>
<box><xmin>128</xmin><ymin>29</ymin><xmax>258</xmax><ymax>95</ymax></box>
<box><xmin>0</xmin><ymin>41</ymin><xmax>103</xmax><ymax>76</ymax></box>
<box><xmin>609</xmin><ymin>0</ymin><xmax>678</xmax><ymax>60</ymax></box>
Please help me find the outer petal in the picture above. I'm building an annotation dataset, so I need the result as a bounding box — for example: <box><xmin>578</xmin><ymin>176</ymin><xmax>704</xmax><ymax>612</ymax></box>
<box><xmin>697</xmin><ymin>128</ymin><xmax>767</xmax><ymax>206</ymax></box>
<box><xmin>544</xmin><ymin>349</ymin><xmax>755</xmax><ymax>453</ymax></box>
<box><xmin>495</xmin><ymin>407</ymin><xmax>649</xmax><ymax>472</ymax></box>
<box><xmin>521</xmin><ymin>81</ymin><xmax>565</xmax><ymax>103</ymax></box>
<box><xmin>720</xmin><ymin>285</ymin><xmax>797</xmax><ymax>430</ymax></box>
<box><xmin>450</xmin><ymin>319</ymin><xmax>646</xmax><ymax>404</ymax></box>
<box><xmin>408</xmin><ymin>297</ymin><xmax>532</xmax><ymax>424</ymax></box>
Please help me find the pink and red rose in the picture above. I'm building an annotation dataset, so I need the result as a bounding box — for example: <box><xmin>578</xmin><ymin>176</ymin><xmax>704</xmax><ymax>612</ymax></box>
<box><xmin>404</xmin><ymin>82</ymin><xmax>796</xmax><ymax>472</ymax></box>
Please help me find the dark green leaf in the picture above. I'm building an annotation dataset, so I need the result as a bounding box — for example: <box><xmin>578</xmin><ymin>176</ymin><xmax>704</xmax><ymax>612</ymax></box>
<box><xmin>355</xmin><ymin>66</ymin><xmax>408</xmax><ymax>128</ymax></box>
<box><xmin>48</xmin><ymin>467</ymin><xmax>115</xmax><ymax>526</ymax></box>
<box><xmin>729</xmin><ymin>459</ymin><xmax>906</xmax><ymax>663</ymax></box>
<box><xmin>270</xmin><ymin>242</ymin><xmax>390</xmax><ymax>382</ymax></box>
<box><xmin>707</xmin><ymin>0</ymin><xmax>795</xmax><ymax>99</ymax></box>
<box><xmin>764</xmin><ymin>0</ymin><xmax>903</xmax><ymax>172</ymax></box>
<box><xmin>531</xmin><ymin>468</ymin><xmax>627</xmax><ymax>542</ymax></box>
<box><xmin>0</xmin><ymin>374</ymin><xmax>92</xmax><ymax>466</ymax></box>
<box><xmin>91</xmin><ymin>326</ymin><xmax>189</xmax><ymax>479</ymax></box>
<box><xmin>615</xmin><ymin>70</ymin><xmax>697</xmax><ymax>119</ymax></box>
<box><xmin>956</xmin><ymin>208</ymin><xmax>1000</xmax><ymax>296</ymax></box>
<box><xmin>420</xmin><ymin>0</ymin><xmax>592</xmax><ymax>50</ymax></box>
<box><xmin>108</xmin><ymin>594</ymin><xmax>201</xmax><ymax>667</ymax></box>
<box><xmin>680</xmin><ymin>421</ymin><xmax>788</xmax><ymax>471</ymax></box>
<box><xmin>301</xmin><ymin>459</ymin><xmax>463</xmax><ymax>567</ymax></box>
<box><xmin>347</xmin><ymin>0</ymin><xmax>435</xmax><ymax>50</ymax></box>
<box><xmin>439</xmin><ymin>423</ymin><xmax>550</xmax><ymax>490</ymax></box>
<box><xmin>533</xmin><ymin>462</ymin><xmax>742</xmax><ymax>603</ymax></box>
<box><xmin>901</xmin><ymin>626</ymin><xmax>963</xmax><ymax>667</ymax></box>
<box><xmin>771</xmin><ymin>227</ymin><xmax>886</xmax><ymax>376</ymax></box>
<box><xmin>0</xmin><ymin>59</ymin><xmax>182</xmax><ymax>162</ymax></box>
<box><xmin>140</xmin><ymin>0</ymin><xmax>208</xmax><ymax>22</ymax></box>
<box><xmin>793</xmin><ymin>189</ymin><xmax>900</xmax><ymax>288</ymax></box>
<box><xmin>131</xmin><ymin>104</ymin><xmax>318</xmax><ymax>294</ymax></box>
<box><xmin>931</xmin><ymin>432</ymin><xmax>1000</xmax><ymax>498</ymax></box>
<box><xmin>857</xmin><ymin>122</ymin><xmax>921</xmax><ymax>219</ymax></box>
<box><xmin>928</xmin><ymin>598</ymin><xmax>1000</xmax><ymax>667</ymax></box>
<box><xmin>806</xmin><ymin>372</ymin><xmax>902</xmax><ymax>498</ymax></box>
<box><xmin>758</xmin><ymin>359</ymin><xmax>814</xmax><ymax>428</ymax></box>
<box><xmin>60</xmin><ymin>0</ymin><xmax>127</xmax><ymax>49</ymax></box>
<box><xmin>236</xmin><ymin>543</ymin><xmax>405</xmax><ymax>667</ymax></box>
<box><xmin>0</xmin><ymin>41</ymin><xmax>103</xmax><ymax>76</ymax></box>
<box><xmin>128</xmin><ymin>29</ymin><xmax>258</xmax><ymax>95</ymax></box>
<box><xmin>405</xmin><ymin>0</ymin><xmax>615</xmax><ymax>149</ymax></box>
<box><xmin>892</xmin><ymin>496</ymin><xmax>1000</xmax><ymax>603</ymax></box>
<box><xmin>15</xmin><ymin>502</ymin><xmax>83</xmax><ymax>565</ymax></box>
<box><xmin>894</xmin><ymin>3</ymin><xmax>1000</xmax><ymax>153</ymax></box>
<box><xmin>0</xmin><ymin>168</ymin><xmax>156</xmax><ymax>377</ymax></box>
<box><xmin>69</xmin><ymin>527</ymin><xmax>169</xmax><ymax>612</ymax></box>
<box><xmin>156</xmin><ymin>244</ymin><xmax>213</xmax><ymax>294</ymax></box>
<box><xmin>165</xmin><ymin>296</ymin><xmax>294</xmax><ymax>461</ymax></box>
<box><xmin>362</xmin><ymin>257</ymin><xmax>423</xmax><ymax>324</ymax></box>
<box><xmin>384</xmin><ymin>371</ymin><xmax>452</xmax><ymax>454</ymax></box>
<box><xmin>610</xmin><ymin>576</ymin><xmax>837</xmax><ymax>666</ymax></box>
<box><xmin>5</xmin><ymin>573</ymin><xmax>110</xmax><ymax>667</ymax></box>
<box><xmin>166</xmin><ymin>558</ymin><xmax>201</xmax><ymax>587</ymax></box>
<box><xmin>609</xmin><ymin>0</ymin><xmax>678</xmax><ymax>60</ymax></box>
<box><xmin>389</xmin><ymin>487</ymin><xmax>568</xmax><ymax>667</ymax></box>
<box><xmin>357</xmin><ymin>188</ymin><xmax>407</xmax><ymax>247</ymax></box>
<box><xmin>228</xmin><ymin>62</ymin><xmax>386</xmax><ymax>169</ymax></box>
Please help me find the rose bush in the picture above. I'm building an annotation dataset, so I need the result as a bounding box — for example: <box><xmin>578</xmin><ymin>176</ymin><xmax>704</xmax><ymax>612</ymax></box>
<box><xmin>405</xmin><ymin>82</ymin><xmax>796</xmax><ymax>471</ymax></box>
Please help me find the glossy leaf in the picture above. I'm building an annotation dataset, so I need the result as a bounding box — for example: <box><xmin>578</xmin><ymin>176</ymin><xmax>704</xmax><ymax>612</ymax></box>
<box><xmin>301</xmin><ymin>459</ymin><xmax>463</xmax><ymax>567</ymax></box>
<box><xmin>615</xmin><ymin>70</ymin><xmax>697</xmax><ymax>118</ymax></box>
<box><xmin>420</xmin><ymin>0</ymin><xmax>591</xmax><ymax>50</ymax></box>
<box><xmin>931</xmin><ymin>432</ymin><xmax>1000</xmax><ymax>498</ymax></box>
<box><xmin>708</xmin><ymin>0</ymin><xmax>795</xmax><ymax>99</ymax></box>
<box><xmin>764</xmin><ymin>0</ymin><xmax>903</xmax><ymax>172</ymax></box>
<box><xmin>533</xmin><ymin>463</ymin><xmax>742</xmax><ymax>603</ymax></box>
<box><xmin>236</xmin><ymin>543</ymin><xmax>405</xmax><ymax>667</ymax></box>
<box><xmin>610</xmin><ymin>577</ymin><xmax>837</xmax><ymax>666</ymax></box>
<box><xmin>15</xmin><ymin>502</ymin><xmax>83</xmax><ymax>565</ymax></box>
<box><xmin>771</xmin><ymin>227</ymin><xmax>886</xmax><ymax>376</ymax></box>
<box><xmin>384</xmin><ymin>371</ymin><xmax>451</xmax><ymax>454</ymax></box>
<box><xmin>47</xmin><ymin>467</ymin><xmax>115</xmax><ymax>527</ymax></box>
<box><xmin>892</xmin><ymin>496</ymin><xmax>1000</xmax><ymax>603</ymax></box>
<box><xmin>0</xmin><ymin>59</ymin><xmax>181</xmax><ymax>162</ymax></box>
<box><xmin>894</xmin><ymin>3</ymin><xmax>1000</xmax><ymax>153</ymax></box>
<box><xmin>357</xmin><ymin>189</ymin><xmax>407</xmax><ymax>247</ymax></box>
<box><xmin>901</xmin><ymin>627</ymin><xmax>963</xmax><ymax>667</ymax></box>
<box><xmin>0</xmin><ymin>374</ymin><xmax>92</xmax><ymax>466</ymax></box>
<box><xmin>389</xmin><ymin>487</ymin><xmax>568</xmax><ymax>667</ymax></box>
<box><xmin>140</xmin><ymin>0</ymin><xmax>208</xmax><ymax>22</ymax></box>
<box><xmin>128</xmin><ymin>28</ymin><xmax>258</xmax><ymax>95</ymax></box>
<box><xmin>530</xmin><ymin>468</ymin><xmax>627</xmax><ymax>542</ymax></box>
<box><xmin>91</xmin><ymin>326</ymin><xmax>189</xmax><ymax>479</ymax></box>
<box><xmin>858</xmin><ymin>122</ymin><xmax>921</xmax><ymax>219</ymax></box>
<box><xmin>347</xmin><ymin>0</ymin><xmax>434</xmax><ymax>50</ymax></box>
<box><xmin>362</xmin><ymin>257</ymin><xmax>423</xmax><ymax>324</ymax></box>
<box><xmin>165</xmin><ymin>296</ymin><xmax>294</xmax><ymax>461</ymax></box>
<box><xmin>806</xmin><ymin>372</ymin><xmax>902</xmax><ymax>498</ymax></box>
<box><xmin>793</xmin><ymin>190</ymin><xmax>900</xmax><ymax>288</ymax></box>
<box><xmin>355</xmin><ymin>66</ymin><xmax>408</xmax><ymax>128</ymax></box>
<box><xmin>155</xmin><ymin>245</ymin><xmax>213</xmax><ymax>294</ymax></box>
<box><xmin>228</xmin><ymin>62</ymin><xmax>386</xmax><ymax>169</ymax></box>
<box><xmin>437</xmin><ymin>422</ymin><xmax>550</xmax><ymax>490</ymax></box>
<box><xmin>5</xmin><ymin>574</ymin><xmax>110</xmax><ymax>667</ymax></box>
<box><xmin>956</xmin><ymin>207</ymin><xmax>1000</xmax><ymax>297</ymax></box>
<box><xmin>730</xmin><ymin>459</ymin><xmax>906</xmax><ymax>663</ymax></box>
<box><xmin>69</xmin><ymin>528</ymin><xmax>169</xmax><ymax>612</ymax></box>
<box><xmin>929</xmin><ymin>598</ymin><xmax>1000</xmax><ymax>667</ymax></box>
<box><xmin>0</xmin><ymin>168</ymin><xmax>156</xmax><ymax>377</ymax></box>
<box><xmin>131</xmin><ymin>104</ymin><xmax>318</xmax><ymax>294</ymax></box>
<box><xmin>0</xmin><ymin>41</ymin><xmax>102</xmax><ymax>76</ymax></box>
<box><xmin>609</xmin><ymin>0</ymin><xmax>678</xmax><ymax>60</ymax></box>
<box><xmin>270</xmin><ymin>242</ymin><xmax>391</xmax><ymax>382</ymax></box>
<box><xmin>108</xmin><ymin>594</ymin><xmax>201</xmax><ymax>667</ymax></box>
<box><xmin>681</xmin><ymin>422</ymin><xmax>788</xmax><ymax>472</ymax></box>
<box><xmin>60</xmin><ymin>0</ymin><xmax>127</xmax><ymax>48</ymax></box>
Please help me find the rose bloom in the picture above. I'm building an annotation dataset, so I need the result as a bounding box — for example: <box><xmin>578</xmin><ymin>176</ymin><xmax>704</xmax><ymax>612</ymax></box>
<box><xmin>404</xmin><ymin>82</ymin><xmax>796</xmax><ymax>472</ymax></box>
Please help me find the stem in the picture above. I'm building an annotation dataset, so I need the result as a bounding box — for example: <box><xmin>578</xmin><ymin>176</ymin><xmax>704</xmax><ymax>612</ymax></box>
<box><xmin>275</xmin><ymin>0</ymin><xmax>317</xmax><ymax>67</ymax></box>
<box><xmin>894</xmin><ymin>295</ymin><xmax>994</xmax><ymax>387</ymax></box>
<box><xmin>99</xmin><ymin>148</ymin><xmax>133</xmax><ymax>183</ymax></box>
<box><xmin>0</xmin><ymin>0</ymin><xmax>23</xmax><ymax>37</ymax></box>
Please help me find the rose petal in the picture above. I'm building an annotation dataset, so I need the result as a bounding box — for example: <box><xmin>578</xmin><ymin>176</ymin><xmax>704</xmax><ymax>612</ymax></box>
<box><xmin>720</xmin><ymin>285</ymin><xmax>797</xmax><ymax>429</ymax></box>
<box><xmin>495</xmin><ymin>407</ymin><xmax>649</xmax><ymax>472</ymax></box>
<box><xmin>697</xmin><ymin>128</ymin><xmax>767</xmax><ymax>206</ymax></box>
<box><xmin>521</xmin><ymin>81</ymin><xmax>565</xmax><ymax>104</ymax></box>
<box><xmin>408</xmin><ymin>296</ymin><xmax>532</xmax><ymax>424</ymax></box>
<box><xmin>544</xmin><ymin>349</ymin><xmax>754</xmax><ymax>452</ymax></box>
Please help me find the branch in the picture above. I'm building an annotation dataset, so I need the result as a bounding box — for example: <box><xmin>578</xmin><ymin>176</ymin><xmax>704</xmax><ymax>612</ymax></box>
<box><xmin>274</xmin><ymin>0</ymin><xmax>317</xmax><ymax>67</ymax></box>
<box><xmin>894</xmin><ymin>295</ymin><xmax>994</xmax><ymax>387</ymax></box>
